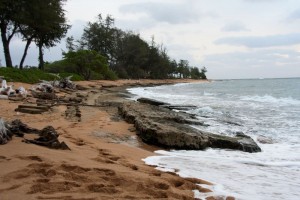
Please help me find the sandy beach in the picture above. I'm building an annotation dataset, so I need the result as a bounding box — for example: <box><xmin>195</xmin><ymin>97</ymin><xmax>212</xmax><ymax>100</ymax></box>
<box><xmin>0</xmin><ymin>79</ymin><xmax>219</xmax><ymax>200</ymax></box>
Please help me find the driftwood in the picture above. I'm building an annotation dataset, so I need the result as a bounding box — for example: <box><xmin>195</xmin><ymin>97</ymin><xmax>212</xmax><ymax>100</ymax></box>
<box><xmin>0</xmin><ymin>118</ymin><xmax>13</xmax><ymax>144</ymax></box>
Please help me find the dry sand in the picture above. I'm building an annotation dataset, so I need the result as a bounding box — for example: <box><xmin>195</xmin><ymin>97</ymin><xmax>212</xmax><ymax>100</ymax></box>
<box><xmin>0</xmin><ymin>79</ymin><xmax>219</xmax><ymax>200</ymax></box>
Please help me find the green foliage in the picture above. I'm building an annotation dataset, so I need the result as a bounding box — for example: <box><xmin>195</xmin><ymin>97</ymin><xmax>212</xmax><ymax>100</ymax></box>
<box><xmin>77</xmin><ymin>14</ymin><xmax>208</xmax><ymax>80</ymax></box>
<box><xmin>46</xmin><ymin>50</ymin><xmax>118</xmax><ymax>80</ymax></box>
<box><xmin>81</xmin><ymin>14</ymin><xmax>116</xmax><ymax>64</ymax></box>
<box><xmin>0</xmin><ymin>67</ymin><xmax>82</xmax><ymax>83</ymax></box>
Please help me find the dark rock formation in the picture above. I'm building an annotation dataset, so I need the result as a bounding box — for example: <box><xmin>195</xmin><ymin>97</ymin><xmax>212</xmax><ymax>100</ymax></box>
<box><xmin>31</xmin><ymin>90</ymin><xmax>57</xmax><ymax>100</ymax></box>
<box><xmin>65</xmin><ymin>105</ymin><xmax>81</xmax><ymax>122</ymax></box>
<box><xmin>15</xmin><ymin>104</ymin><xmax>50</xmax><ymax>114</ymax></box>
<box><xmin>23</xmin><ymin>126</ymin><xmax>70</xmax><ymax>150</ymax></box>
<box><xmin>162</xmin><ymin>105</ymin><xmax>198</xmax><ymax>111</ymax></box>
<box><xmin>6</xmin><ymin>119</ymin><xmax>70</xmax><ymax>150</ymax></box>
<box><xmin>119</xmin><ymin>102</ymin><xmax>261</xmax><ymax>153</ymax></box>
<box><xmin>137</xmin><ymin>98</ymin><xmax>169</xmax><ymax>106</ymax></box>
<box><xmin>9</xmin><ymin>119</ymin><xmax>39</xmax><ymax>137</ymax></box>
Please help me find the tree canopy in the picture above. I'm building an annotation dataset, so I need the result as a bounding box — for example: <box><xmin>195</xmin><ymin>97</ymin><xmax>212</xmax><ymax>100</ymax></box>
<box><xmin>1</xmin><ymin>4</ymin><xmax>207</xmax><ymax>80</ymax></box>
<box><xmin>0</xmin><ymin>0</ymin><xmax>70</xmax><ymax>69</ymax></box>
<box><xmin>71</xmin><ymin>14</ymin><xmax>207</xmax><ymax>80</ymax></box>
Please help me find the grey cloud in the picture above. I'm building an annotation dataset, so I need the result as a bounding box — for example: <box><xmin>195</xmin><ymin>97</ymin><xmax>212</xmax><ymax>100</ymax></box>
<box><xmin>244</xmin><ymin>0</ymin><xmax>280</xmax><ymax>2</ymax></box>
<box><xmin>287</xmin><ymin>9</ymin><xmax>300</xmax><ymax>21</ymax></box>
<box><xmin>119</xmin><ymin>2</ymin><xmax>214</xmax><ymax>24</ymax></box>
<box><xmin>203</xmin><ymin>49</ymin><xmax>300</xmax><ymax>79</ymax></box>
<box><xmin>221</xmin><ymin>22</ymin><xmax>250</xmax><ymax>32</ymax></box>
<box><xmin>215</xmin><ymin>33</ymin><xmax>300</xmax><ymax>48</ymax></box>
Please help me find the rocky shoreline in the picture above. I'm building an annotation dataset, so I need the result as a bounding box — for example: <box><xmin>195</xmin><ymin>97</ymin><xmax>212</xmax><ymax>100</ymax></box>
<box><xmin>118</xmin><ymin>99</ymin><xmax>261</xmax><ymax>153</ymax></box>
<box><xmin>0</xmin><ymin>79</ymin><xmax>248</xmax><ymax>200</ymax></box>
<box><xmin>87</xmin><ymin>81</ymin><xmax>261</xmax><ymax>153</ymax></box>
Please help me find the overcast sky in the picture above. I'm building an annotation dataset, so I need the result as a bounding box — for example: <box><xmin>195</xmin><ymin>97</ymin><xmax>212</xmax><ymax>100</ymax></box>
<box><xmin>1</xmin><ymin>0</ymin><xmax>300</xmax><ymax>79</ymax></box>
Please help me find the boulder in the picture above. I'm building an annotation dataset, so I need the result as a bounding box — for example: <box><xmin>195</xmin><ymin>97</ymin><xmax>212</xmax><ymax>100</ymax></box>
<box><xmin>119</xmin><ymin>102</ymin><xmax>261</xmax><ymax>153</ymax></box>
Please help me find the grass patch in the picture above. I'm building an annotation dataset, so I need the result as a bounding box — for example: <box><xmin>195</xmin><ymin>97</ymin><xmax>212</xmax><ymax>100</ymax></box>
<box><xmin>0</xmin><ymin>67</ymin><xmax>84</xmax><ymax>83</ymax></box>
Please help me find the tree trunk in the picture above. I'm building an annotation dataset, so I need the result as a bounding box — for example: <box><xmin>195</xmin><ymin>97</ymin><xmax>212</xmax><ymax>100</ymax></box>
<box><xmin>0</xmin><ymin>23</ymin><xmax>13</xmax><ymax>67</ymax></box>
<box><xmin>19</xmin><ymin>37</ymin><xmax>33</xmax><ymax>69</ymax></box>
<box><xmin>38</xmin><ymin>43</ymin><xmax>44</xmax><ymax>70</ymax></box>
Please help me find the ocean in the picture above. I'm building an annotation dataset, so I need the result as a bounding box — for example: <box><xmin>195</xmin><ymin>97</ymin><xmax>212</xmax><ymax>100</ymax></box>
<box><xmin>127</xmin><ymin>78</ymin><xmax>300</xmax><ymax>200</ymax></box>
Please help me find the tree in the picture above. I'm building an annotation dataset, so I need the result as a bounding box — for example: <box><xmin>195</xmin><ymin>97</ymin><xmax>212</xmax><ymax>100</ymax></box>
<box><xmin>0</xmin><ymin>0</ymin><xmax>69</xmax><ymax>69</ymax></box>
<box><xmin>34</xmin><ymin>0</ymin><xmax>70</xmax><ymax>70</ymax></box>
<box><xmin>63</xmin><ymin>50</ymin><xmax>117</xmax><ymax>80</ymax></box>
<box><xmin>200</xmin><ymin>66</ymin><xmax>207</xmax><ymax>79</ymax></box>
<box><xmin>0</xmin><ymin>0</ymin><xmax>22</xmax><ymax>67</ymax></box>
<box><xmin>81</xmin><ymin>14</ymin><xmax>117</xmax><ymax>65</ymax></box>
<box><xmin>190</xmin><ymin>67</ymin><xmax>201</xmax><ymax>79</ymax></box>
<box><xmin>114</xmin><ymin>31</ymin><xmax>150</xmax><ymax>78</ymax></box>
<box><xmin>177</xmin><ymin>60</ymin><xmax>189</xmax><ymax>78</ymax></box>
<box><xmin>74</xmin><ymin>13</ymin><xmax>207</xmax><ymax>80</ymax></box>
<box><xmin>66</xmin><ymin>36</ymin><xmax>77</xmax><ymax>52</ymax></box>
<box><xmin>19</xmin><ymin>0</ymin><xmax>69</xmax><ymax>69</ymax></box>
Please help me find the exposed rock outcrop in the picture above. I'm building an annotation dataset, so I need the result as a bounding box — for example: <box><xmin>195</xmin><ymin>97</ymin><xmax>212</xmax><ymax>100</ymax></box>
<box><xmin>119</xmin><ymin>102</ymin><xmax>261</xmax><ymax>153</ymax></box>
<box><xmin>15</xmin><ymin>104</ymin><xmax>50</xmax><ymax>114</ymax></box>
<box><xmin>137</xmin><ymin>98</ymin><xmax>168</xmax><ymax>106</ymax></box>
<box><xmin>4</xmin><ymin>119</ymin><xmax>70</xmax><ymax>150</ymax></box>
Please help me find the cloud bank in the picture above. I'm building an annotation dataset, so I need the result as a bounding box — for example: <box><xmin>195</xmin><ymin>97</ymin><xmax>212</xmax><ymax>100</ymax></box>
<box><xmin>119</xmin><ymin>2</ymin><xmax>216</xmax><ymax>24</ymax></box>
<box><xmin>215</xmin><ymin>33</ymin><xmax>300</xmax><ymax>48</ymax></box>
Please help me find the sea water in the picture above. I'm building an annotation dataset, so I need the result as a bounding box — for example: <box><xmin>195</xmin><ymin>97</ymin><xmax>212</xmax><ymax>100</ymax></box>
<box><xmin>127</xmin><ymin>78</ymin><xmax>300</xmax><ymax>200</ymax></box>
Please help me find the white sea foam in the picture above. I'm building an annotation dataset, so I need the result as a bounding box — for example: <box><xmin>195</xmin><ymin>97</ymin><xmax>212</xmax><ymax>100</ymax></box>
<box><xmin>144</xmin><ymin>147</ymin><xmax>300</xmax><ymax>200</ymax></box>
<box><xmin>240</xmin><ymin>95</ymin><xmax>300</xmax><ymax>105</ymax></box>
<box><xmin>132</xmin><ymin>79</ymin><xmax>300</xmax><ymax>200</ymax></box>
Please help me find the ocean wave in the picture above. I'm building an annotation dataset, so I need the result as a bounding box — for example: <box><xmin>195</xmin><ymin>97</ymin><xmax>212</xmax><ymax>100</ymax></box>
<box><xmin>189</xmin><ymin>106</ymin><xmax>223</xmax><ymax>115</ymax></box>
<box><xmin>240</xmin><ymin>95</ymin><xmax>300</xmax><ymax>105</ymax></box>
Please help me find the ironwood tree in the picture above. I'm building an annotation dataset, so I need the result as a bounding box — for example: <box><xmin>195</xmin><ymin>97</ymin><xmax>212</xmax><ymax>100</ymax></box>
<box><xmin>0</xmin><ymin>0</ymin><xmax>69</xmax><ymax>69</ymax></box>
<box><xmin>0</xmin><ymin>0</ymin><xmax>22</xmax><ymax>67</ymax></box>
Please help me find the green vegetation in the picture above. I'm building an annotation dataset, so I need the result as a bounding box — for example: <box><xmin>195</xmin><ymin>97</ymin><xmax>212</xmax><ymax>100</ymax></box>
<box><xmin>46</xmin><ymin>50</ymin><xmax>117</xmax><ymax>80</ymax></box>
<box><xmin>0</xmin><ymin>1</ymin><xmax>207</xmax><ymax>81</ymax></box>
<box><xmin>0</xmin><ymin>67</ymin><xmax>83</xmax><ymax>83</ymax></box>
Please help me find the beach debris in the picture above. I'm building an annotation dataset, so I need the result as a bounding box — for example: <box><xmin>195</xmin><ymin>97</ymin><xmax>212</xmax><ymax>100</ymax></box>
<box><xmin>6</xmin><ymin>119</ymin><xmax>70</xmax><ymax>150</ymax></box>
<box><xmin>31</xmin><ymin>89</ymin><xmax>57</xmax><ymax>100</ymax></box>
<box><xmin>30</xmin><ymin>81</ymin><xmax>56</xmax><ymax>100</ymax></box>
<box><xmin>32</xmin><ymin>76</ymin><xmax>76</xmax><ymax>92</ymax></box>
<box><xmin>0</xmin><ymin>79</ymin><xmax>28</xmax><ymax>100</ymax></box>
<box><xmin>30</xmin><ymin>76</ymin><xmax>77</xmax><ymax>100</ymax></box>
<box><xmin>0</xmin><ymin>95</ymin><xmax>9</xmax><ymax>100</ymax></box>
<box><xmin>0</xmin><ymin>79</ymin><xmax>14</xmax><ymax>96</ymax></box>
<box><xmin>0</xmin><ymin>118</ymin><xmax>13</xmax><ymax>144</ymax></box>
<box><xmin>57</xmin><ymin>76</ymin><xmax>77</xmax><ymax>90</ymax></box>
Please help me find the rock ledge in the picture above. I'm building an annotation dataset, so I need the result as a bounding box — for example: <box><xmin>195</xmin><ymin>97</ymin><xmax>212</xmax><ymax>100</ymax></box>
<box><xmin>119</xmin><ymin>102</ymin><xmax>261</xmax><ymax>153</ymax></box>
